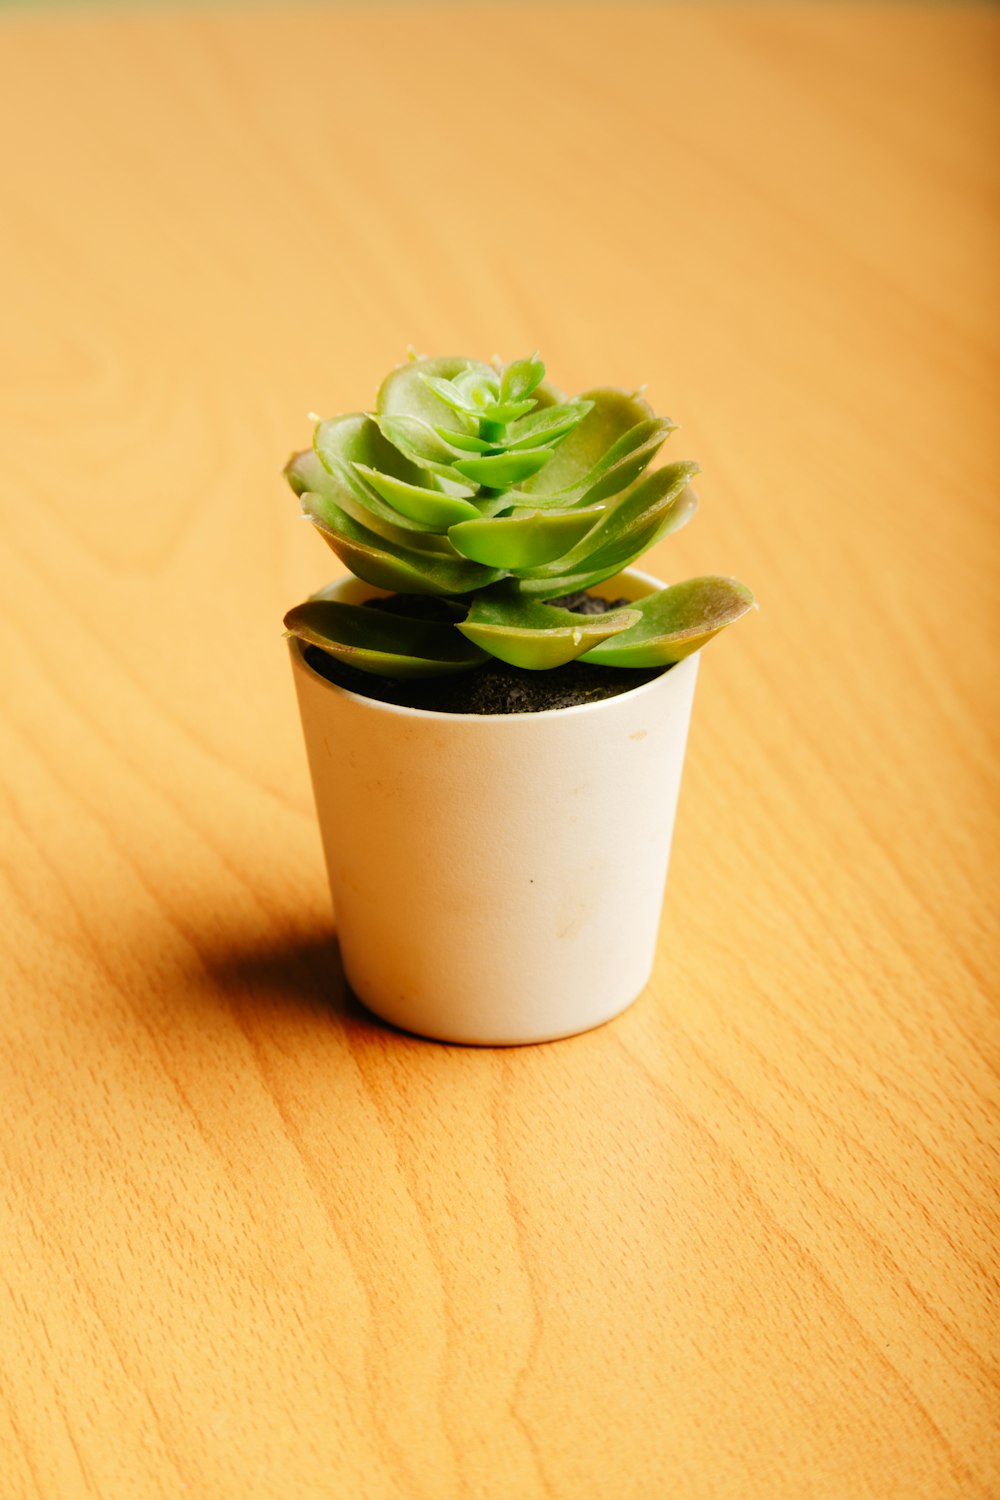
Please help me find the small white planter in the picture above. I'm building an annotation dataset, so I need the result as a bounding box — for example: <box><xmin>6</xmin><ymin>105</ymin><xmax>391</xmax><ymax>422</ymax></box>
<box><xmin>289</xmin><ymin>568</ymin><xmax>699</xmax><ymax>1045</ymax></box>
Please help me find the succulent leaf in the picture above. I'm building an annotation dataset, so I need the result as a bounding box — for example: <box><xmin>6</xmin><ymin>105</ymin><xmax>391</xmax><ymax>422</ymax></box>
<box><xmin>419</xmin><ymin>373</ymin><xmax>489</xmax><ymax>420</ymax></box>
<box><xmin>353</xmin><ymin>464</ymin><xmax>481</xmax><ymax>527</ymax></box>
<box><xmin>313</xmin><ymin>412</ymin><xmax>427</xmax><ymax>487</ymax></box>
<box><xmin>304</xmin><ymin>413</ymin><xmax>461</xmax><ymax>542</ymax></box>
<box><xmin>303</xmin><ymin>495</ymin><xmax>502</xmax><ymax>596</ymax></box>
<box><xmin>434</xmin><ymin>426</ymin><xmax>498</xmax><ymax>454</ymax></box>
<box><xmin>285</xmin><ymin>599</ymin><xmax>488</xmax><ymax>679</ymax></box>
<box><xmin>503</xmin><ymin>401</ymin><xmax>594</xmax><ymax>451</ymax></box>
<box><xmin>525</xmin><ymin>463</ymin><xmax>699</xmax><ymax>579</ymax></box>
<box><xmin>378</xmin><ymin>355</ymin><xmax>495</xmax><ymax>433</ymax></box>
<box><xmin>300</xmin><ymin>456</ymin><xmax>448</xmax><ymax>548</ymax></box>
<box><xmin>447</xmin><ymin>506</ymin><xmax>603</xmax><ymax>570</ymax></box>
<box><xmin>375</xmin><ymin>414</ymin><xmax>473</xmax><ymax>487</ymax></box>
<box><xmin>576</xmin><ymin>418</ymin><xmax>677</xmax><ymax>503</ymax></box>
<box><xmin>501</xmin><ymin>419</ymin><xmax>676</xmax><ymax>510</ymax></box>
<box><xmin>501</xmin><ymin>354</ymin><xmax>546</xmax><ymax>404</ymax></box>
<box><xmin>285</xmin><ymin>446</ymin><xmax>336</xmax><ymax>499</ymax></box>
<box><xmin>579</xmin><ymin>577</ymin><xmax>757</xmax><ymax>666</ymax></box>
<box><xmin>452</xmin><ymin>449</ymin><xmax>553</xmax><ymax>487</ymax></box>
<box><xmin>477</xmin><ymin>399</ymin><xmax>537</xmax><ymax>425</ymax></box>
<box><xmin>517</xmin><ymin>487</ymin><xmax>699</xmax><ymax>596</ymax></box>
<box><xmin>453</xmin><ymin>367</ymin><xmax>501</xmax><ymax>408</ymax></box>
<box><xmin>529</xmin><ymin>379</ymin><xmax>565</xmax><ymax>409</ymax></box>
<box><xmin>518</xmin><ymin>388</ymin><xmax>655</xmax><ymax>498</ymax></box>
<box><xmin>457</xmin><ymin>587</ymin><xmax>641</xmax><ymax>670</ymax></box>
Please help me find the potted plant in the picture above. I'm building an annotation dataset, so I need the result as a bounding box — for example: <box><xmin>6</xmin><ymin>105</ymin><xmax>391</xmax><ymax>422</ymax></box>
<box><xmin>283</xmin><ymin>352</ymin><xmax>754</xmax><ymax>1044</ymax></box>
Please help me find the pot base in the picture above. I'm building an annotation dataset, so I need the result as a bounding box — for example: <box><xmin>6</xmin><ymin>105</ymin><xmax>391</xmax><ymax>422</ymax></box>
<box><xmin>346</xmin><ymin>968</ymin><xmax>649</xmax><ymax>1047</ymax></box>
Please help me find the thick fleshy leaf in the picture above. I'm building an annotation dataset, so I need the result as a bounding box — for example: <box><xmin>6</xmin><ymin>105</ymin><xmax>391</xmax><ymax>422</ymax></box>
<box><xmin>477</xmin><ymin>399</ymin><xmax>537</xmax><ymax>426</ymax></box>
<box><xmin>313</xmin><ymin>412</ymin><xmax>427</xmax><ymax>487</ymax></box>
<box><xmin>297</xmin><ymin>451</ymin><xmax>450</xmax><ymax>549</ymax></box>
<box><xmin>377</xmin><ymin>355</ymin><xmax>495</xmax><ymax>433</ymax></box>
<box><xmin>503</xmin><ymin>401</ymin><xmax>593</xmax><ymax>451</ymax></box>
<box><xmin>530</xmin><ymin>379</ymin><xmax>564</xmax><ymax>410</ymax></box>
<box><xmin>526</xmin><ymin>462</ymin><xmax>699</xmax><ymax>578</ymax></box>
<box><xmin>574</xmin><ymin>484</ymin><xmax>699</xmax><ymax>579</ymax></box>
<box><xmin>447</xmin><ymin>506</ymin><xmax>603</xmax><ymax>570</ymax></box>
<box><xmin>301</xmin><ymin>494</ymin><xmax>502</xmax><ymax>596</ymax></box>
<box><xmin>306</xmin><ymin>413</ymin><xmax>459</xmax><ymax>541</ymax></box>
<box><xmin>452</xmin><ymin>448</ymin><xmax>553</xmax><ymax>487</ymax></box>
<box><xmin>472</xmin><ymin>491</ymin><xmax>518</xmax><ymax>518</ymax></box>
<box><xmin>517</xmin><ymin>481</ymin><xmax>699</xmax><ymax>596</ymax></box>
<box><xmin>580</xmin><ymin>577</ymin><xmax>757</xmax><ymax>666</ymax></box>
<box><xmin>285</xmin><ymin>599</ymin><xmax>488</xmax><ymax>679</ymax></box>
<box><xmin>434</xmin><ymin>426</ymin><xmax>498</xmax><ymax>453</ymax></box>
<box><xmin>501</xmin><ymin>354</ymin><xmax>546</xmax><ymax>404</ymax></box>
<box><xmin>457</xmin><ymin>587</ymin><xmax>640</xmax><ymax>670</ymax></box>
<box><xmin>501</xmin><ymin>418</ymin><xmax>677</xmax><ymax>510</ymax></box>
<box><xmin>353</xmin><ymin>464</ymin><xmax>480</xmax><ymax>528</ymax></box>
<box><xmin>285</xmin><ymin>446</ymin><xmax>335</xmax><ymax>500</ymax></box>
<box><xmin>518</xmin><ymin>387</ymin><xmax>654</xmax><ymax>497</ymax></box>
<box><xmin>453</xmin><ymin>367</ymin><xmax>501</xmax><ymax>407</ymax></box>
<box><xmin>375</xmin><ymin>414</ymin><xmax>473</xmax><ymax>487</ymax></box>
<box><xmin>420</xmin><ymin>373</ymin><xmax>492</xmax><ymax>420</ymax></box>
<box><xmin>577</xmin><ymin>418</ymin><xmax>677</xmax><ymax>503</ymax></box>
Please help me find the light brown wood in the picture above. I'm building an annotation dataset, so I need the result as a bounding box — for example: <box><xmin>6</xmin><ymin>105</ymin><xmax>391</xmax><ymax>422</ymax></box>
<box><xmin>1</xmin><ymin>5</ymin><xmax>997</xmax><ymax>1497</ymax></box>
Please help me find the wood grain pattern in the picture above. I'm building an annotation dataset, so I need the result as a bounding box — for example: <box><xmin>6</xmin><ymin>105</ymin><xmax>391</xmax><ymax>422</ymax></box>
<box><xmin>1</xmin><ymin>5</ymin><xmax>997</xmax><ymax>1497</ymax></box>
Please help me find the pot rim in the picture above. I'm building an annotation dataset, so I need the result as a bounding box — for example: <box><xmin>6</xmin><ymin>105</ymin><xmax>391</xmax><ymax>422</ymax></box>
<box><xmin>288</xmin><ymin>566</ymin><xmax>689</xmax><ymax>724</ymax></box>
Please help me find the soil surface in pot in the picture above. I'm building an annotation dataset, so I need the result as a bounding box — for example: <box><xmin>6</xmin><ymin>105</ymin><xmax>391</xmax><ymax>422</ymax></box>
<box><xmin>304</xmin><ymin>592</ymin><xmax>665</xmax><ymax>714</ymax></box>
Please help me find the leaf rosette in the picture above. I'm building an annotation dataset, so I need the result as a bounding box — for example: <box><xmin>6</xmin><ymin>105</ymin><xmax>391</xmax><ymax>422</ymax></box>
<box><xmin>284</xmin><ymin>353</ymin><xmax>754</xmax><ymax>677</ymax></box>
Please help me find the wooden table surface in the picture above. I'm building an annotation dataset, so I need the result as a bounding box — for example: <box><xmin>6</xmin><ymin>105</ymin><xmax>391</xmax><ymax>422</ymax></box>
<box><xmin>1</xmin><ymin>4</ymin><xmax>997</xmax><ymax>1497</ymax></box>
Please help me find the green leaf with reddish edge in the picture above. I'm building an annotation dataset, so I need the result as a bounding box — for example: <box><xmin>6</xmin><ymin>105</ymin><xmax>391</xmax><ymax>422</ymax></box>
<box><xmin>448</xmin><ymin>505</ymin><xmax>604</xmax><ymax>570</ymax></box>
<box><xmin>353</xmin><ymin>464</ymin><xmax>480</xmax><ymax>528</ymax></box>
<box><xmin>452</xmin><ymin>448</ymin><xmax>553</xmax><ymax>487</ymax></box>
<box><xmin>518</xmin><ymin>387</ymin><xmax>655</xmax><ymax>497</ymax></box>
<box><xmin>300</xmin><ymin>494</ymin><xmax>503</xmax><ymax>596</ymax></box>
<box><xmin>285</xmin><ymin>599</ymin><xmax>488</xmax><ymax>679</ymax></box>
<box><xmin>503</xmin><ymin>400</ymin><xmax>593</xmax><ymax>451</ymax></box>
<box><xmin>457</xmin><ymin>586</ymin><xmax>640</xmax><ymax>670</ymax></box>
<box><xmin>580</xmin><ymin>577</ymin><xmax>757</xmax><ymax>666</ymax></box>
<box><xmin>517</xmin><ymin>482</ymin><xmax>699</xmax><ymax>596</ymax></box>
<box><xmin>378</xmin><ymin>355</ymin><xmax>495</xmax><ymax>433</ymax></box>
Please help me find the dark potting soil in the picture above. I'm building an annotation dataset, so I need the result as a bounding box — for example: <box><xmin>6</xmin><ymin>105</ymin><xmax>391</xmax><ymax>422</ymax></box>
<box><xmin>302</xmin><ymin>592</ymin><xmax>665</xmax><ymax>715</ymax></box>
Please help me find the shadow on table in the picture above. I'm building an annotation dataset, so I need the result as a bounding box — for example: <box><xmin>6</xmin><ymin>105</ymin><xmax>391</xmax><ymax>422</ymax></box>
<box><xmin>195</xmin><ymin>925</ymin><xmax>382</xmax><ymax>1030</ymax></box>
<box><xmin>191</xmin><ymin>923</ymin><xmax>448</xmax><ymax>1052</ymax></box>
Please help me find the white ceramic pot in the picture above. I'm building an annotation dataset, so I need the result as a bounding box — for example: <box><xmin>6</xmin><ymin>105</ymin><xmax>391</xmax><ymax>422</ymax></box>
<box><xmin>289</xmin><ymin>568</ymin><xmax>699</xmax><ymax>1045</ymax></box>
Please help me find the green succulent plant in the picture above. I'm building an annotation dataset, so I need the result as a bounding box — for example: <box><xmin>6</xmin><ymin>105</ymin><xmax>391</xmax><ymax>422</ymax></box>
<box><xmin>283</xmin><ymin>352</ymin><xmax>754</xmax><ymax>679</ymax></box>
